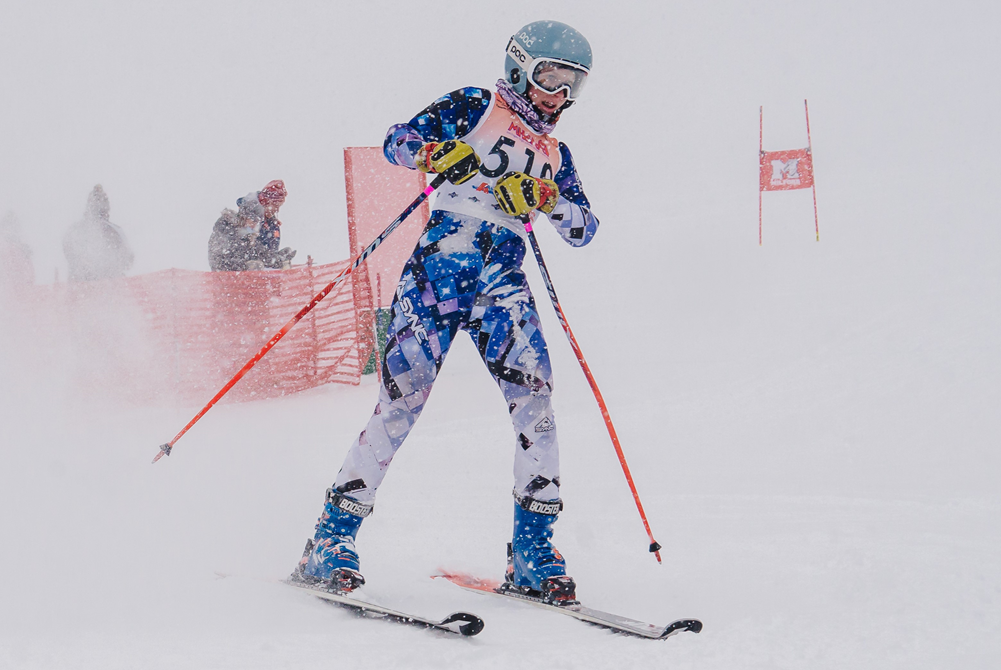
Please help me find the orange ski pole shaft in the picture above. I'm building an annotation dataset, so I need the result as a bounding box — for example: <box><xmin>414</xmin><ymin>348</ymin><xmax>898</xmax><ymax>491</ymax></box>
<box><xmin>152</xmin><ymin>174</ymin><xmax>446</xmax><ymax>464</ymax></box>
<box><xmin>521</xmin><ymin>216</ymin><xmax>663</xmax><ymax>563</ymax></box>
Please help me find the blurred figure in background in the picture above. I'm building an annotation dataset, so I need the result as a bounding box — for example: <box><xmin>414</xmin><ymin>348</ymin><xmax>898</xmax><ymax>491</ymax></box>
<box><xmin>208</xmin><ymin>186</ymin><xmax>295</xmax><ymax>272</ymax></box>
<box><xmin>257</xmin><ymin>179</ymin><xmax>288</xmax><ymax>253</ymax></box>
<box><xmin>0</xmin><ymin>211</ymin><xmax>35</xmax><ymax>289</ymax></box>
<box><xmin>63</xmin><ymin>185</ymin><xmax>134</xmax><ymax>282</ymax></box>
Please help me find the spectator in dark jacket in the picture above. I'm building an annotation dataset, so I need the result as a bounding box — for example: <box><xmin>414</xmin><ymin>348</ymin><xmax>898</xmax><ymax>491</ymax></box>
<box><xmin>208</xmin><ymin>196</ymin><xmax>264</xmax><ymax>272</ymax></box>
<box><xmin>208</xmin><ymin>192</ymin><xmax>295</xmax><ymax>271</ymax></box>
<box><xmin>63</xmin><ymin>185</ymin><xmax>134</xmax><ymax>282</ymax></box>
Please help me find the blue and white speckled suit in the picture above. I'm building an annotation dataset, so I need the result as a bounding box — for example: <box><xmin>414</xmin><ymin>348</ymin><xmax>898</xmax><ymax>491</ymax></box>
<box><xmin>332</xmin><ymin>85</ymin><xmax>599</xmax><ymax>505</ymax></box>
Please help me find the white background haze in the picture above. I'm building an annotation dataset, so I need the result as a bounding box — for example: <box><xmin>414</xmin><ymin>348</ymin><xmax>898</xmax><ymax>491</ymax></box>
<box><xmin>1</xmin><ymin>1</ymin><xmax>998</xmax><ymax>668</ymax></box>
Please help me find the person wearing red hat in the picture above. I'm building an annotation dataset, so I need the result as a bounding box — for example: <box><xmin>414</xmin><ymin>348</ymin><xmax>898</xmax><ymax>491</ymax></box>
<box><xmin>258</xmin><ymin>179</ymin><xmax>287</xmax><ymax>254</ymax></box>
<box><xmin>207</xmin><ymin>186</ymin><xmax>295</xmax><ymax>271</ymax></box>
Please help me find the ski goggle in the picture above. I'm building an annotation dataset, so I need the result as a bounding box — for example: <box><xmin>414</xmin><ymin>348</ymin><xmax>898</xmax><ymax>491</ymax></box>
<box><xmin>507</xmin><ymin>37</ymin><xmax>590</xmax><ymax>100</ymax></box>
<box><xmin>529</xmin><ymin>59</ymin><xmax>589</xmax><ymax>100</ymax></box>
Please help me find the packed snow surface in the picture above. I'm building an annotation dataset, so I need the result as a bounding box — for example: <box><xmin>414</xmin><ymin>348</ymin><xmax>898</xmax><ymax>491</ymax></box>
<box><xmin>1</xmin><ymin>1</ymin><xmax>999</xmax><ymax>668</ymax></box>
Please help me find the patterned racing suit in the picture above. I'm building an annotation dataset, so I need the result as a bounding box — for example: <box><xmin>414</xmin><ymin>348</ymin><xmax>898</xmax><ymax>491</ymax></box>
<box><xmin>332</xmin><ymin>86</ymin><xmax>599</xmax><ymax>505</ymax></box>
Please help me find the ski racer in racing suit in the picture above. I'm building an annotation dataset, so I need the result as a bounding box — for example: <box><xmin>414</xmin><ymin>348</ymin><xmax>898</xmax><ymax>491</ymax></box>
<box><xmin>296</xmin><ymin>21</ymin><xmax>597</xmax><ymax>604</ymax></box>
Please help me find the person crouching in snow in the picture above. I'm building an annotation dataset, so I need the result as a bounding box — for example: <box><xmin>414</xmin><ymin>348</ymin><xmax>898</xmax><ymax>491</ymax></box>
<box><xmin>208</xmin><ymin>189</ymin><xmax>295</xmax><ymax>271</ymax></box>
<box><xmin>208</xmin><ymin>195</ymin><xmax>266</xmax><ymax>272</ymax></box>
<box><xmin>293</xmin><ymin>21</ymin><xmax>598</xmax><ymax>605</ymax></box>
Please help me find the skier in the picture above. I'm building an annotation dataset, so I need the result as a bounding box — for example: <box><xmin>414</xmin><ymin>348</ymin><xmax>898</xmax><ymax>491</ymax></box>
<box><xmin>63</xmin><ymin>185</ymin><xmax>134</xmax><ymax>282</ymax></box>
<box><xmin>296</xmin><ymin>21</ymin><xmax>598</xmax><ymax>604</ymax></box>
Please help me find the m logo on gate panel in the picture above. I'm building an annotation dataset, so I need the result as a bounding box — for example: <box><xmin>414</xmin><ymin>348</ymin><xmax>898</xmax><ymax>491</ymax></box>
<box><xmin>771</xmin><ymin>158</ymin><xmax>800</xmax><ymax>184</ymax></box>
<box><xmin>760</xmin><ymin>148</ymin><xmax>814</xmax><ymax>191</ymax></box>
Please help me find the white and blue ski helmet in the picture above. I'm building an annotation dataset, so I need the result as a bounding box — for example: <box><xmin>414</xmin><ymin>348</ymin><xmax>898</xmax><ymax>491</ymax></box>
<box><xmin>504</xmin><ymin>21</ymin><xmax>592</xmax><ymax>100</ymax></box>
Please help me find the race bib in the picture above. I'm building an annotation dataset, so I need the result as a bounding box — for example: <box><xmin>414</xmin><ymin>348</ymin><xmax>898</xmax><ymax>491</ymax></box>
<box><xmin>435</xmin><ymin>94</ymin><xmax>562</xmax><ymax>228</ymax></box>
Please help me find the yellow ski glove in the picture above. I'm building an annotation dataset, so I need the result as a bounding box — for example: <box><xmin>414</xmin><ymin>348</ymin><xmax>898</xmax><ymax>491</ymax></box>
<box><xmin>415</xmin><ymin>140</ymin><xmax>481</xmax><ymax>185</ymax></box>
<box><xmin>536</xmin><ymin>178</ymin><xmax>560</xmax><ymax>214</ymax></box>
<box><xmin>494</xmin><ymin>172</ymin><xmax>561</xmax><ymax>217</ymax></box>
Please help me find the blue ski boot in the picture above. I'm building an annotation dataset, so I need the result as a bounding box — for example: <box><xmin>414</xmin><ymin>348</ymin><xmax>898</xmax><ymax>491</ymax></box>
<box><xmin>294</xmin><ymin>488</ymin><xmax>370</xmax><ymax>593</ymax></box>
<box><xmin>503</xmin><ymin>492</ymin><xmax>577</xmax><ymax>605</ymax></box>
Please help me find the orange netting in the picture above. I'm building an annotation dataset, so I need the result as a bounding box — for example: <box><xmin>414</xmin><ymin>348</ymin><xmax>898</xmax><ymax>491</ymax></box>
<box><xmin>0</xmin><ymin>147</ymin><xmax>433</xmax><ymax>407</ymax></box>
<box><xmin>6</xmin><ymin>261</ymin><xmax>369</xmax><ymax>407</ymax></box>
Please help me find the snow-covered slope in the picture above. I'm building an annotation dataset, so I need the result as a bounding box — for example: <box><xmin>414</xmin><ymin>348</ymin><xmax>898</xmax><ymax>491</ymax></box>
<box><xmin>1</xmin><ymin>1</ymin><xmax>999</xmax><ymax>668</ymax></box>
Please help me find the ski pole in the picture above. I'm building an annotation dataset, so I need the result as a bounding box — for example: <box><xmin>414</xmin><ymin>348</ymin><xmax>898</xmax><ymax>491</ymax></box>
<box><xmin>152</xmin><ymin>174</ymin><xmax>447</xmax><ymax>464</ymax></box>
<box><xmin>521</xmin><ymin>215</ymin><xmax>664</xmax><ymax>563</ymax></box>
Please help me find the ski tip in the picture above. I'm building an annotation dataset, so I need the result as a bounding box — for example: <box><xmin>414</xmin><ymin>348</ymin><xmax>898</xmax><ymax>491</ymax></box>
<box><xmin>661</xmin><ymin>618</ymin><xmax>703</xmax><ymax>638</ymax></box>
<box><xmin>440</xmin><ymin>612</ymin><xmax>485</xmax><ymax>637</ymax></box>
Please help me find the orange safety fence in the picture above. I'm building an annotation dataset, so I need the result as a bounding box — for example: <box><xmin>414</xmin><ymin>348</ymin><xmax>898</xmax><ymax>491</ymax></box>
<box><xmin>0</xmin><ymin>147</ymin><xmax>433</xmax><ymax>407</ymax></box>
<box><xmin>4</xmin><ymin>260</ymin><xmax>370</xmax><ymax>407</ymax></box>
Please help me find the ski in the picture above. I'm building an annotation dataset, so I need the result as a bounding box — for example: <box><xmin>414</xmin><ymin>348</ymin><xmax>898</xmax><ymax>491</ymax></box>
<box><xmin>435</xmin><ymin>572</ymin><xmax>701</xmax><ymax>640</ymax></box>
<box><xmin>286</xmin><ymin>575</ymin><xmax>484</xmax><ymax>637</ymax></box>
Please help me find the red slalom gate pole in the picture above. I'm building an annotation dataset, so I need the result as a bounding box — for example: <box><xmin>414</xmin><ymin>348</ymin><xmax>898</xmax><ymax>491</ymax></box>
<box><xmin>804</xmin><ymin>99</ymin><xmax>820</xmax><ymax>242</ymax></box>
<box><xmin>759</xmin><ymin>105</ymin><xmax>764</xmax><ymax>246</ymax></box>
<box><xmin>151</xmin><ymin>174</ymin><xmax>446</xmax><ymax>464</ymax></box>
<box><xmin>521</xmin><ymin>216</ymin><xmax>664</xmax><ymax>563</ymax></box>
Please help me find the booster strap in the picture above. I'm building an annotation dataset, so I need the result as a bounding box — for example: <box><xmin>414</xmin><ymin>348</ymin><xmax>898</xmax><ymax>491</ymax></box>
<box><xmin>513</xmin><ymin>489</ymin><xmax>563</xmax><ymax>516</ymax></box>
<box><xmin>326</xmin><ymin>488</ymin><xmax>373</xmax><ymax>518</ymax></box>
